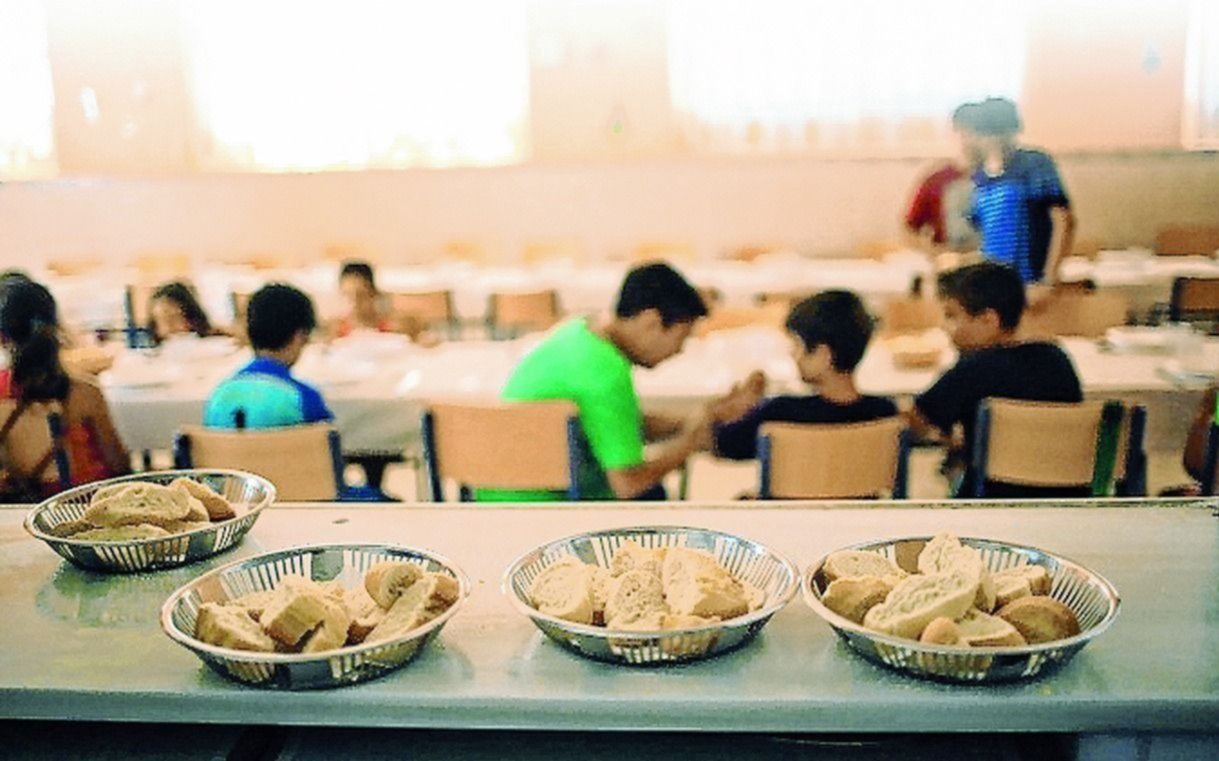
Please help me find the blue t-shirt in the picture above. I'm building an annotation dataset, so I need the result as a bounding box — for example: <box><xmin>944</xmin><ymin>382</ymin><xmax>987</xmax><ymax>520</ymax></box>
<box><xmin>204</xmin><ymin>357</ymin><xmax>333</xmax><ymax>429</ymax></box>
<box><xmin>971</xmin><ymin>148</ymin><xmax>1070</xmax><ymax>283</ymax></box>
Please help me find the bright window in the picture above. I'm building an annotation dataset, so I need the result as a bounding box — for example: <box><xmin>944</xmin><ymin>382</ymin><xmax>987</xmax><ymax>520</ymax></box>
<box><xmin>182</xmin><ymin>0</ymin><xmax>530</xmax><ymax>172</ymax></box>
<box><xmin>1183</xmin><ymin>0</ymin><xmax>1219</xmax><ymax>150</ymax></box>
<box><xmin>667</xmin><ymin>0</ymin><xmax>1028</xmax><ymax>156</ymax></box>
<box><xmin>0</xmin><ymin>0</ymin><xmax>57</xmax><ymax>179</ymax></box>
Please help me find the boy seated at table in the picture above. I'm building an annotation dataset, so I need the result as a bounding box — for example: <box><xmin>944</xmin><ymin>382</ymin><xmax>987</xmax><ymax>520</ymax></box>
<box><xmin>713</xmin><ymin>290</ymin><xmax>898</xmax><ymax>460</ymax></box>
<box><xmin>907</xmin><ymin>262</ymin><xmax>1084</xmax><ymax>498</ymax></box>
<box><xmin>204</xmin><ymin>284</ymin><xmax>334</xmax><ymax>429</ymax></box>
<box><xmin>476</xmin><ymin>262</ymin><xmax>754</xmax><ymax>502</ymax></box>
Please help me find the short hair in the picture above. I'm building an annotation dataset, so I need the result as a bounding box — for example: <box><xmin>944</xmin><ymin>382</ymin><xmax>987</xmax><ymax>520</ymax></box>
<box><xmin>246</xmin><ymin>284</ymin><xmax>317</xmax><ymax>351</ymax></box>
<box><xmin>784</xmin><ymin>290</ymin><xmax>875</xmax><ymax>372</ymax></box>
<box><xmin>937</xmin><ymin>262</ymin><xmax>1026</xmax><ymax>330</ymax></box>
<box><xmin>339</xmin><ymin>260</ymin><xmax>376</xmax><ymax>291</ymax></box>
<box><xmin>971</xmin><ymin>97</ymin><xmax>1022</xmax><ymax>137</ymax></box>
<box><xmin>614</xmin><ymin>262</ymin><xmax>708</xmax><ymax>326</ymax></box>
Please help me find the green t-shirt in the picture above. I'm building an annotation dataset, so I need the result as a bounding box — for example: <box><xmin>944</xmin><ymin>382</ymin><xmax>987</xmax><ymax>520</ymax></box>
<box><xmin>475</xmin><ymin>319</ymin><xmax>643</xmax><ymax>501</ymax></box>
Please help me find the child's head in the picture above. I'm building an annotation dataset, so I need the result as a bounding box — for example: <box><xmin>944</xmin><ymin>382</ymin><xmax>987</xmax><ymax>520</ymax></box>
<box><xmin>936</xmin><ymin>262</ymin><xmax>1025</xmax><ymax>350</ymax></box>
<box><xmin>971</xmin><ymin>97</ymin><xmax>1021</xmax><ymax>154</ymax></box>
<box><xmin>784</xmin><ymin>290</ymin><xmax>874</xmax><ymax>384</ymax></box>
<box><xmin>246</xmin><ymin>284</ymin><xmax>317</xmax><ymax>365</ymax></box>
<box><xmin>951</xmin><ymin>101</ymin><xmax>982</xmax><ymax>166</ymax></box>
<box><xmin>614</xmin><ymin>261</ymin><xmax>709</xmax><ymax>368</ymax></box>
<box><xmin>149</xmin><ymin>281</ymin><xmax>212</xmax><ymax>342</ymax></box>
<box><xmin>0</xmin><ymin>277</ymin><xmax>69</xmax><ymax>400</ymax></box>
<box><xmin>339</xmin><ymin>261</ymin><xmax>378</xmax><ymax>315</ymax></box>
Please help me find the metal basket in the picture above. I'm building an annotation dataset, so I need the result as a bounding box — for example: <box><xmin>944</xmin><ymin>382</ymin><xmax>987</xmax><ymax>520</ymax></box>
<box><xmin>23</xmin><ymin>470</ymin><xmax>275</xmax><ymax>573</ymax></box>
<box><xmin>161</xmin><ymin>543</ymin><xmax>471</xmax><ymax>690</ymax></box>
<box><xmin>503</xmin><ymin>525</ymin><xmax>799</xmax><ymax>666</ymax></box>
<box><xmin>803</xmin><ymin>536</ymin><xmax>1121</xmax><ymax>684</ymax></box>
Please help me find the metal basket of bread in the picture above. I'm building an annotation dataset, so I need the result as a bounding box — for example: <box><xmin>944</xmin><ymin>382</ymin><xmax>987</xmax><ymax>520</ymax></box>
<box><xmin>503</xmin><ymin>525</ymin><xmax>799</xmax><ymax>665</ymax></box>
<box><xmin>803</xmin><ymin>532</ymin><xmax>1121</xmax><ymax>684</ymax></box>
<box><xmin>161</xmin><ymin>543</ymin><xmax>470</xmax><ymax>689</ymax></box>
<box><xmin>23</xmin><ymin>470</ymin><xmax>275</xmax><ymax>573</ymax></box>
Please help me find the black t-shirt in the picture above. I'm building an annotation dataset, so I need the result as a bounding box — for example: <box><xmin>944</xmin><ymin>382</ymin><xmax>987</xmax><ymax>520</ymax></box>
<box><xmin>714</xmin><ymin>394</ymin><xmax>899</xmax><ymax>460</ymax></box>
<box><xmin>915</xmin><ymin>341</ymin><xmax>1084</xmax><ymax>498</ymax></box>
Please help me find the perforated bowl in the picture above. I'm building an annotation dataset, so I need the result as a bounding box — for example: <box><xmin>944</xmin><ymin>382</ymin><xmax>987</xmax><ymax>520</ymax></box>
<box><xmin>503</xmin><ymin>525</ymin><xmax>799</xmax><ymax>665</ymax></box>
<box><xmin>803</xmin><ymin>536</ymin><xmax>1121</xmax><ymax>683</ymax></box>
<box><xmin>161</xmin><ymin>543</ymin><xmax>470</xmax><ymax>690</ymax></box>
<box><xmin>24</xmin><ymin>470</ymin><xmax>275</xmax><ymax>573</ymax></box>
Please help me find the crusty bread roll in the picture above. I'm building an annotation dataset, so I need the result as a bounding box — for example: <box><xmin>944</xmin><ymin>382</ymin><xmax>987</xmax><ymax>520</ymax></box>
<box><xmin>917</xmin><ymin>532</ymin><xmax>996</xmax><ymax>612</ymax></box>
<box><xmin>660</xmin><ymin>547</ymin><xmax>719</xmax><ymax>588</ymax></box>
<box><xmin>73</xmin><ymin>524</ymin><xmax>171</xmax><ymax>542</ymax></box>
<box><xmin>955</xmin><ymin>608</ymin><xmax>1027</xmax><ymax>647</ymax></box>
<box><xmin>301</xmin><ymin>598</ymin><xmax>353</xmax><ymax>653</ymax></box>
<box><xmin>170</xmin><ymin>477</ymin><xmax>236</xmax><ymax>521</ymax></box>
<box><xmin>365</xmin><ymin>573</ymin><xmax>459</xmax><ymax>643</ymax></box>
<box><xmin>364</xmin><ymin>561</ymin><xmax>425</xmax><ymax>609</ymax></box>
<box><xmin>822</xmin><ymin>549</ymin><xmax>906</xmax><ymax>584</ymax></box>
<box><xmin>259</xmin><ymin>575</ymin><xmax>332</xmax><ymax>647</ymax></box>
<box><xmin>160</xmin><ymin>520</ymin><xmax>214</xmax><ymax>535</ymax></box>
<box><xmin>590</xmin><ymin>566</ymin><xmax>613</xmax><ymax>625</ymax></box>
<box><xmin>605</xmin><ymin>569</ymin><xmax>667</xmax><ymax>628</ymax></box>
<box><xmin>862</xmin><ymin>571</ymin><xmax>976</xmax><ymax>640</ymax></box>
<box><xmin>529</xmin><ymin>557</ymin><xmax>595</xmax><ymax>625</ymax></box>
<box><xmin>229</xmin><ymin>589</ymin><xmax>277</xmax><ymax>621</ymax></box>
<box><xmin>992</xmin><ymin>575</ymin><xmax>1032</xmax><ymax>610</ymax></box>
<box><xmin>47</xmin><ymin>519</ymin><xmax>94</xmax><ymax>538</ymax></box>
<box><xmin>343</xmin><ymin>586</ymin><xmax>386</xmax><ymax>644</ymax></box>
<box><xmin>822</xmin><ymin>576</ymin><xmax>894</xmax><ymax>624</ymax></box>
<box><xmin>664</xmin><ymin>564</ymin><xmax>749</xmax><ymax>619</ymax></box>
<box><xmin>196</xmin><ymin>602</ymin><xmax>277</xmax><ymax>652</ymax></box>
<box><xmin>996</xmin><ymin>596</ymin><xmax>1080</xmax><ymax>644</ymax></box>
<box><xmin>993</xmin><ymin>565</ymin><xmax>1051</xmax><ymax>596</ymax></box>
<box><xmin>609</xmin><ymin>540</ymin><xmax>665</xmax><ymax>578</ymax></box>
<box><xmin>919</xmin><ymin>617</ymin><xmax>965</xmax><ymax>645</ymax></box>
<box><xmin>84</xmin><ymin>483</ymin><xmax>191</xmax><ymax>528</ymax></box>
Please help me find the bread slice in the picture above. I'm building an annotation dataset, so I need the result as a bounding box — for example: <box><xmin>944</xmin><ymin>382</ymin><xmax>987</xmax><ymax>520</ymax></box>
<box><xmin>259</xmin><ymin>575</ymin><xmax>332</xmax><ymax>647</ymax></box>
<box><xmin>996</xmin><ymin>596</ymin><xmax>1080</xmax><ymax>644</ymax></box>
<box><xmin>741</xmin><ymin>580</ymin><xmax>767</xmax><ymax>612</ymax></box>
<box><xmin>170</xmin><ymin>477</ymin><xmax>236</xmax><ymax>521</ymax></box>
<box><xmin>660</xmin><ymin>546</ymin><xmax>720</xmax><ymax>589</ymax></box>
<box><xmin>195</xmin><ymin>602</ymin><xmax>276</xmax><ymax>652</ymax></box>
<box><xmin>365</xmin><ymin>573</ymin><xmax>459</xmax><ymax>643</ymax></box>
<box><xmin>590</xmin><ymin>566</ymin><xmax>613</xmax><ymax>625</ymax></box>
<box><xmin>821</xmin><ymin>576</ymin><xmax>894</xmax><ymax>624</ymax></box>
<box><xmin>160</xmin><ymin>520</ymin><xmax>214</xmax><ymax>535</ymax></box>
<box><xmin>344</xmin><ymin>586</ymin><xmax>387</xmax><ymax>644</ymax></box>
<box><xmin>862</xmin><ymin>571</ymin><xmax>977</xmax><ymax>640</ymax></box>
<box><xmin>917</xmin><ymin>532</ymin><xmax>996</xmax><ymax>612</ymax></box>
<box><xmin>955</xmin><ymin>608</ymin><xmax>1027</xmax><ymax>647</ymax></box>
<box><xmin>609</xmin><ymin>540</ymin><xmax>665</xmax><ymax>578</ymax></box>
<box><xmin>919</xmin><ymin>617</ymin><xmax>965</xmax><ymax>646</ymax></box>
<box><xmin>229</xmin><ymin>589</ymin><xmax>277</xmax><ymax>621</ymax></box>
<box><xmin>664</xmin><ymin>565</ymin><xmax>749</xmax><ymax>619</ymax></box>
<box><xmin>301</xmin><ymin>598</ymin><xmax>353</xmax><ymax>653</ymax></box>
<box><xmin>993</xmin><ymin>564</ymin><xmax>1051</xmax><ymax>596</ymax></box>
<box><xmin>992</xmin><ymin>575</ymin><xmax>1032</xmax><ymax>609</ymax></box>
<box><xmin>822</xmin><ymin>549</ymin><xmax>906</xmax><ymax>584</ymax></box>
<box><xmin>73</xmin><ymin>524</ymin><xmax>171</xmax><ymax>542</ymax></box>
<box><xmin>364</xmin><ymin>561</ymin><xmax>425</xmax><ymax>609</ymax></box>
<box><xmin>529</xmin><ymin>556</ymin><xmax>595</xmax><ymax>625</ymax></box>
<box><xmin>46</xmin><ymin>519</ymin><xmax>94</xmax><ymax>538</ymax></box>
<box><xmin>84</xmin><ymin>483</ymin><xmax>191</xmax><ymax>528</ymax></box>
<box><xmin>604</xmin><ymin>569</ymin><xmax>667</xmax><ymax>628</ymax></box>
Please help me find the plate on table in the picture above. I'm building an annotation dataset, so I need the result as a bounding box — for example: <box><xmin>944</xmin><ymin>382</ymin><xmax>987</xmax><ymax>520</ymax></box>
<box><xmin>1102</xmin><ymin>326</ymin><xmax>1176</xmax><ymax>354</ymax></box>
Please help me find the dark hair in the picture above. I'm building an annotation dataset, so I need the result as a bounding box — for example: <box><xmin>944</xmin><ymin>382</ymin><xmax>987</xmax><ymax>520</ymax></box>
<box><xmin>937</xmin><ymin>262</ymin><xmax>1026</xmax><ymax>330</ymax></box>
<box><xmin>339</xmin><ymin>261</ymin><xmax>377</xmax><ymax>291</ymax></box>
<box><xmin>246</xmin><ymin>284</ymin><xmax>317</xmax><ymax>351</ymax></box>
<box><xmin>0</xmin><ymin>269</ymin><xmax>31</xmax><ymax>284</ymax></box>
<box><xmin>784</xmin><ymin>290</ymin><xmax>875</xmax><ymax>372</ymax></box>
<box><xmin>149</xmin><ymin>281</ymin><xmax>213</xmax><ymax>341</ymax></box>
<box><xmin>615</xmin><ymin>262</ymin><xmax>708</xmax><ymax>327</ymax></box>
<box><xmin>0</xmin><ymin>278</ymin><xmax>70</xmax><ymax>401</ymax></box>
<box><xmin>971</xmin><ymin>97</ymin><xmax>1022</xmax><ymax>137</ymax></box>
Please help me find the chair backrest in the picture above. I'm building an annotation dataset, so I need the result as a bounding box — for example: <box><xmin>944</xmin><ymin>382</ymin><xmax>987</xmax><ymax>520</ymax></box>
<box><xmin>174</xmin><ymin>423</ymin><xmax>343</xmax><ymax>501</ymax></box>
<box><xmin>1022</xmin><ymin>291</ymin><xmax>1129</xmax><ymax>338</ymax></box>
<box><xmin>133</xmin><ymin>252</ymin><xmax>191</xmax><ymax>278</ymax></box>
<box><xmin>389</xmin><ymin>290</ymin><xmax>456</xmax><ymax>327</ymax></box>
<box><xmin>1155</xmin><ymin>226</ymin><xmax>1219</xmax><ymax>257</ymax></box>
<box><xmin>1170</xmin><ymin>277</ymin><xmax>1219</xmax><ymax>323</ymax></box>
<box><xmin>0</xmin><ymin>400</ymin><xmax>70</xmax><ymax>494</ymax></box>
<box><xmin>757</xmin><ymin>417</ymin><xmax>910</xmax><ymax>499</ymax></box>
<box><xmin>487</xmin><ymin>290</ymin><xmax>561</xmax><ymax>336</ymax></box>
<box><xmin>124</xmin><ymin>284</ymin><xmax>156</xmax><ymax>330</ymax></box>
<box><xmin>421</xmin><ymin>401</ymin><xmax>582</xmax><ymax>501</ymax></box>
<box><xmin>881</xmin><ymin>296</ymin><xmax>942</xmax><ymax>336</ymax></box>
<box><xmin>973</xmin><ymin>399</ymin><xmax>1123</xmax><ymax>496</ymax></box>
<box><xmin>1113</xmin><ymin>405</ymin><xmax>1148</xmax><ymax>496</ymax></box>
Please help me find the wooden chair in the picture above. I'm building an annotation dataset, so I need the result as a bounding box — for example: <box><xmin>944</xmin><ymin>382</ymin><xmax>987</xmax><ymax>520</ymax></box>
<box><xmin>881</xmin><ymin>296</ymin><xmax>942</xmax><ymax>336</ymax></box>
<box><xmin>1170</xmin><ymin>277</ymin><xmax>1219</xmax><ymax>324</ymax></box>
<box><xmin>133</xmin><ymin>252</ymin><xmax>191</xmax><ymax>279</ymax></box>
<box><xmin>389</xmin><ymin>290</ymin><xmax>457</xmax><ymax>330</ymax></box>
<box><xmin>486</xmin><ymin>290</ymin><xmax>561</xmax><ymax>339</ymax></box>
<box><xmin>971</xmin><ymin>399</ymin><xmax>1137</xmax><ymax>498</ymax></box>
<box><xmin>229</xmin><ymin>291</ymin><xmax>252</xmax><ymax>323</ymax></box>
<box><xmin>173</xmin><ymin>423</ymin><xmax>344</xmax><ymax>501</ymax></box>
<box><xmin>421</xmin><ymin>401</ymin><xmax>584</xmax><ymax>501</ymax></box>
<box><xmin>757</xmin><ymin>417</ymin><xmax>910</xmax><ymax>499</ymax></box>
<box><xmin>1155</xmin><ymin>226</ymin><xmax>1219</xmax><ymax>257</ymax></box>
<box><xmin>0</xmin><ymin>401</ymin><xmax>70</xmax><ymax>497</ymax></box>
<box><xmin>1113</xmin><ymin>405</ymin><xmax>1148</xmax><ymax>497</ymax></box>
<box><xmin>1022</xmin><ymin>291</ymin><xmax>1130</xmax><ymax>339</ymax></box>
<box><xmin>45</xmin><ymin>258</ymin><xmax>104</xmax><ymax>277</ymax></box>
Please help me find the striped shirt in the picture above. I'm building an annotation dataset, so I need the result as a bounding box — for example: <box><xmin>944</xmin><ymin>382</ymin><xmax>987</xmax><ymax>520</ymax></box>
<box><xmin>971</xmin><ymin>148</ymin><xmax>1070</xmax><ymax>283</ymax></box>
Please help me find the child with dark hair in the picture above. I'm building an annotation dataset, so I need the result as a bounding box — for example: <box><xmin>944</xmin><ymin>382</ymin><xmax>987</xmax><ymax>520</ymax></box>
<box><xmin>204</xmin><ymin>284</ymin><xmax>333</xmax><ymax>429</ymax></box>
<box><xmin>908</xmin><ymin>262</ymin><xmax>1083</xmax><ymax>497</ymax></box>
<box><xmin>0</xmin><ymin>278</ymin><xmax>130</xmax><ymax>494</ymax></box>
<box><xmin>330</xmin><ymin>260</ymin><xmax>430</xmax><ymax>342</ymax></box>
<box><xmin>148</xmin><ymin>281</ymin><xmax>215</xmax><ymax>343</ymax></box>
<box><xmin>713</xmin><ymin>290</ymin><xmax>897</xmax><ymax>460</ymax></box>
<box><xmin>478</xmin><ymin>261</ymin><xmax>745</xmax><ymax>502</ymax></box>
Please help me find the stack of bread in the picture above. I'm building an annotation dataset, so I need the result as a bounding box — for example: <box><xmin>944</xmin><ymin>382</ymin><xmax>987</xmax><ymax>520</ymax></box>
<box><xmin>820</xmin><ymin>532</ymin><xmax>1081</xmax><ymax>647</ymax></box>
<box><xmin>193</xmin><ymin>560</ymin><xmax>460</xmax><ymax>655</ymax></box>
<box><xmin>50</xmin><ymin>478</ymin><xmax>238</xmax><ymax>542</ymax></box>
<box><xmin>527</xmin><ymin>540</ymin><xmax>767</xmax><ymax>633</ymax></box>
